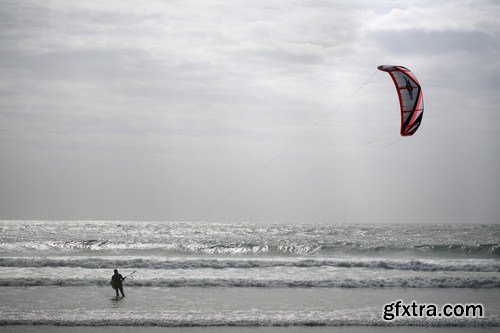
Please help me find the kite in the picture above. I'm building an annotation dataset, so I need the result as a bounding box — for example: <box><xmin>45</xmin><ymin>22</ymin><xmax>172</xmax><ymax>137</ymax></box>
<box><xmin>377</xmin><ymin>65</ymin><xmax>424</xmax><ymax>136</ymax></box>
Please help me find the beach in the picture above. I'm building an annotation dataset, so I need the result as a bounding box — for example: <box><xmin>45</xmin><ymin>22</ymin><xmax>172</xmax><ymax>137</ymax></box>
<box><xmin>1</xmin><ymin>327</ymin><xmax>498</xmax><ymax>333</ymax></box>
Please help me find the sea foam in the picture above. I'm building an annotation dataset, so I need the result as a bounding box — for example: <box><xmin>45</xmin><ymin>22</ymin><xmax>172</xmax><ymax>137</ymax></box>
<box><xmin>1</xmin><ymin>275</ymin><xmax>499</xmax><ymax>288</ymax></box>
<box><xmin>1</xmin><ymin>257</ymin><xmax>498</xmax><ymax>272</ymax></box>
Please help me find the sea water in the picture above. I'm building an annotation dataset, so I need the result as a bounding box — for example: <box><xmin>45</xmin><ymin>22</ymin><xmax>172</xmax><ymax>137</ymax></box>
<box><xmin>0</xmin><ymin>221</ymin><xmax>499</xmax><ymax>329</ymax></box>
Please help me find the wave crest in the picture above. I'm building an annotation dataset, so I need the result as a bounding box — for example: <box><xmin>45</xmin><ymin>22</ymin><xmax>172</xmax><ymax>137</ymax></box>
<box><xmin>1</xmin><ymin>276</ymin><xmax>498</xmax><ymax>288</ymax></box>
<box><xmin>1</xmin><ymin>257</ymin><xmax>498</xmax><ymax>272</ymax></box>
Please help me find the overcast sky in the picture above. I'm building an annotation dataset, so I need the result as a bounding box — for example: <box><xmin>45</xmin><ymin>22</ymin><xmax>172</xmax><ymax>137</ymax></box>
<box><xmin>1</xmin><ymin>0</ymin><xmax>499</xmax><ymax>223</ymax></box>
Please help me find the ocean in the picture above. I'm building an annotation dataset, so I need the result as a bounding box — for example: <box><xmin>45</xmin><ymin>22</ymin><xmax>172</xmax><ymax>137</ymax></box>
<box><xmin>0</xmin><ymin>221</ymin><xmax>499</xmax><ymax>332</ymax></box>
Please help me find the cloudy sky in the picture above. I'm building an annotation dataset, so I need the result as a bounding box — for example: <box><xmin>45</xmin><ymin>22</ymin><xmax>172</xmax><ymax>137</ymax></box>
<box><xmin>1</xmin><ymin>0</ymin><xmax>499</xmax><ymax>223</ymax></box>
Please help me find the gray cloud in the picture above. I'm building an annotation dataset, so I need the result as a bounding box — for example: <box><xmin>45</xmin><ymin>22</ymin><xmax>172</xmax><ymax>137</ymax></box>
<box><xmin>370</xmin><ymin>29</ymin><xmax>497</xmax><ymax>55</ymax></box>
<box><xmin>0</xmin><ymin>0</ymin><xmax>499</xmax><ymax>222</ymax></box>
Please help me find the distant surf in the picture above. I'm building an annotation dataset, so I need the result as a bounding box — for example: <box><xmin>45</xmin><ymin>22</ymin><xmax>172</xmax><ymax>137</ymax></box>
<box><xmin>1</xmin><ymin>221</ymin><xmax>498</xmax><ymax>258</ymax></box>
<box><xmin>1</xmin><ymin>240</ymin><xmax>498</xmax><ymax>256</ymax></box>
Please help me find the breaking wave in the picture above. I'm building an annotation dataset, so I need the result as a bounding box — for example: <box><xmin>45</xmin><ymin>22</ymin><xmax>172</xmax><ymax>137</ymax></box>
<box><xmin>1</xmin><ymin>257</ymin><xmax>499</xmax><ymax>272</ymax></box>
<box><xmin>1</xmin><ymin>276</ymin><xmax>499</xmax><ymax>288</ymax></box>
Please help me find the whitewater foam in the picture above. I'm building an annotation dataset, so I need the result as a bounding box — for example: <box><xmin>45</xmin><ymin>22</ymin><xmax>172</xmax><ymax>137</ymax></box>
<box><xmin>1</xmin><ymin>257</ymin><xmax>498</xmax><ymax>272</ymax></box>
<box><xmin>1</xmin><ymin>275</ymin><xmax>499</xmax><ymax>288</ymax></box>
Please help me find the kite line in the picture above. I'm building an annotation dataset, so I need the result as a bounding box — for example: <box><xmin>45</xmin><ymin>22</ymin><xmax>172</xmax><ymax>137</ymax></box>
<box><xmin>234</xmin><ymin>136</ymin><xmax>404</xmax><ymax>222</ymax></box>
<box><xmin>198</xmin><ymin>70</ymin><xmax>380</xmax><ymax>221</ymax></box>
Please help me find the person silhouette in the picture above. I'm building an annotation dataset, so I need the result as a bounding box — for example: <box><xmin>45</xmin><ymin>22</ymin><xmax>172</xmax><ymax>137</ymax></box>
<box><xmin>111</xmin><ymin>269</ymin><xmax>126</xmax><ymax>297</ymax></box>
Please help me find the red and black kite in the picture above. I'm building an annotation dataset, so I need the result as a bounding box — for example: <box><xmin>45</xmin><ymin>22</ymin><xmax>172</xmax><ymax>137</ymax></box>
<box><xmin>378</xmin><ymin>65</ymin><xmax>424</xmax><ymax>136</ymax></box>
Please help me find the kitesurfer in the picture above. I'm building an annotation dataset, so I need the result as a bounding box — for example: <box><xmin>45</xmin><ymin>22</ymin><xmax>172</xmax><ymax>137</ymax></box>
<box><xmin>111</xmin><ymin>269</ymin><xmax>126</xmax><ymax>297</ymax></box>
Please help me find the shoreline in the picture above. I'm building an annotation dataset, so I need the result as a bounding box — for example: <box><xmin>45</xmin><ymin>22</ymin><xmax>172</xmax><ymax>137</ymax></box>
<box><xmin>1</xmin><ymin>325</ymin><xmax>499</xmax><ymax>333</ymax></box>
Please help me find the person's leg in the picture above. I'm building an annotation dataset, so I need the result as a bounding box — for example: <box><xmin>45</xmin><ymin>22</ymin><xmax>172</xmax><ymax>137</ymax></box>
<box><xmin>115</xmin><ymin>288</ymin><xmax>119</xmax><ymax>297</ymax></box>
<box><xmin>119</xmin><ymin>286</ymin><xmax>125</xmax><ymax>297</ymax></box>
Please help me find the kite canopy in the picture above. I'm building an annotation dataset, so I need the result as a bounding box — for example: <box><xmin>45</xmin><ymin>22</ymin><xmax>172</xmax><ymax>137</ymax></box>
<box><xmin>377</xmin><ymin>65</ymin><xmax>424</xmax><ymax>136</ymax></box>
